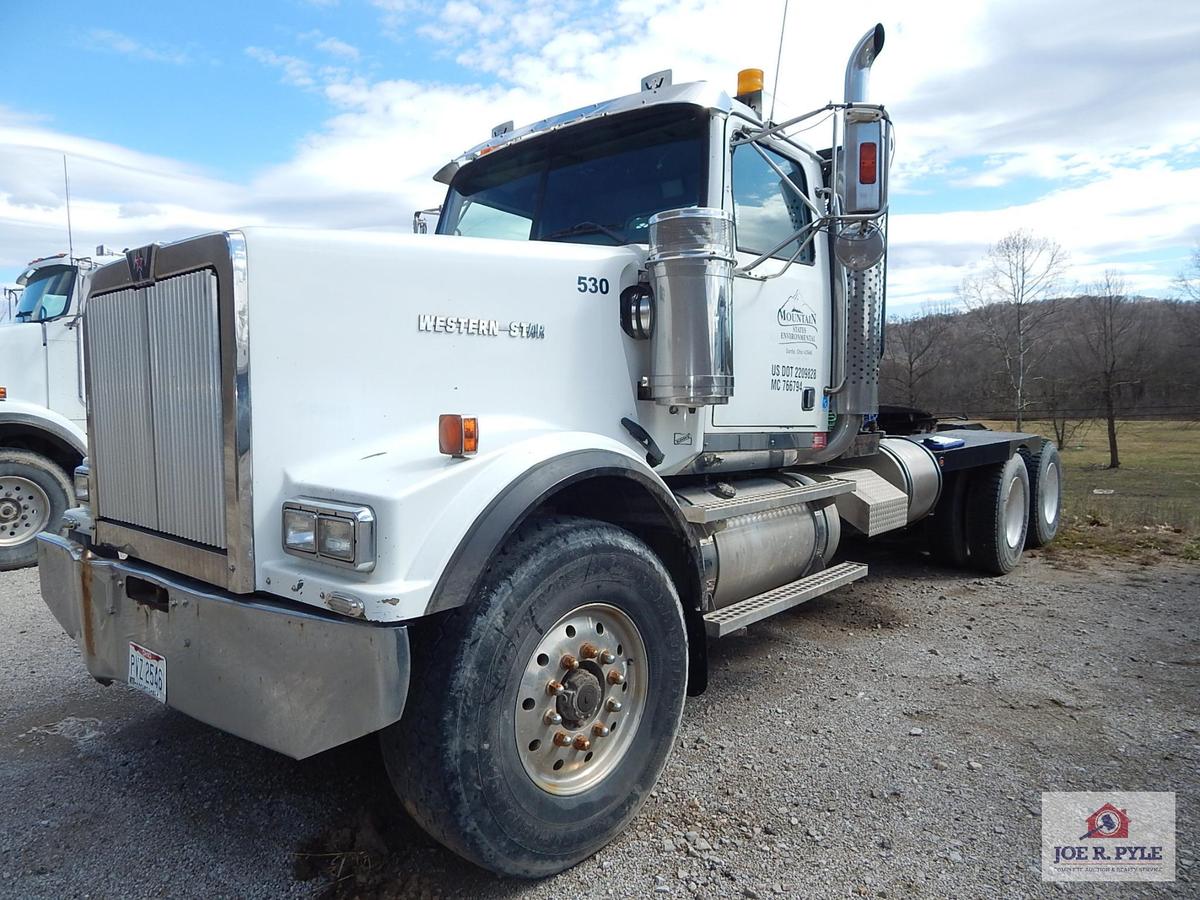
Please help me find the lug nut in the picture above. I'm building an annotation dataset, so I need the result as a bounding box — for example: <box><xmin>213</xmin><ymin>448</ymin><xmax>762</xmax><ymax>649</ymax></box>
<box><xmin>607</xmin><ymin>670</ymin><xmax>625</xmax><ymax>685</ymax></box>
<box><xmin>599</xmin><ymin>649</ymin><xmax>616</xmax><ymax>664</ymax></box>
<box><xmin>592</xmin><ymin>723</ymin><xmax>610</xmax><ymax>737</ymax></box>
<box><xmin>553</xmin><ymin>731</ymin><xmax>574</xmax><ymax>747</ymax></box>
<box><xmin>573</xmin><ymin>735</ymin><xmax>591</xmax><ymax>752</ymax></box>
<box><xmin>543</xmin><ymin>710</ymin><xmax>562</xmax><ymax>726</ymax></box>
<box><xmin>579</xmin><ymin>642</ymin><xmax>599</xmax><ymax>660</ymax></box>
<box><xmin>607</xmin><ymin>699</ymin><xmax>623</xmax><ymax>712</ymax></box>
<box><xmin>560</xmin><ymin>654</ymin><xmax>579</xmax><ymax>671</ymax></box>
<box><xmin>547</xmin><ymin>680</ymin><xmax>565</xmax><ymax>696</ymax></box>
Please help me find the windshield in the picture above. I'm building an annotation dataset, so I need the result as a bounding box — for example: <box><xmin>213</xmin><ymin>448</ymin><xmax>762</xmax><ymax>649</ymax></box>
<box><xmin>439</xmin><ymin>104</ymin><xmax>709</xmax><ymax>246</ymax></box>
<box><xmin>16</xmin><ymin>265</ymin><xmax>76</xmax><ymax>321</ymax></box>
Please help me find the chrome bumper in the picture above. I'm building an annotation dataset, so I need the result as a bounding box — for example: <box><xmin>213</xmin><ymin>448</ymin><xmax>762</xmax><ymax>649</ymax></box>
<box><xmin>36</xmin><ymin>533</ymin><xmax>409</xmax><ymax>759</ymax></box>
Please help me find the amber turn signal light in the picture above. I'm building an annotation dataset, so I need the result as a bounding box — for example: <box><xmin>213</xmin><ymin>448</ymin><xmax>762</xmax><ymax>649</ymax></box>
<box><xmin>0</xmin><ymin>386</ymin><xmax>7</xmax><ymax>400</ymax></box>
<box><xmin>439</xmin><ymin>414</ymin><xmax>479</xmax><ymax>457</ymax></box>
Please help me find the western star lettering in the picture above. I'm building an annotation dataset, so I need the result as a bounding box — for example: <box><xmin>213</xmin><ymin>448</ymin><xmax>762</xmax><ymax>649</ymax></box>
<box><xmin>417</xmin><ymin>314</ymin><xmax>545</xmax><ymax>339</ymax></box>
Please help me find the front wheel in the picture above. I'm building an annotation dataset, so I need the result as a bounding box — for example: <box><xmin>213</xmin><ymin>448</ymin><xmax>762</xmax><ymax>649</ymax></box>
<box><xmin>0</xmin><ymin>450</ymin><xmax>73</xmax><ymax>571</ymax></box>
<box><xmin>381</xmin><ymin>516</ymin><xmax>688</xmax><ymax>877</ymax></box>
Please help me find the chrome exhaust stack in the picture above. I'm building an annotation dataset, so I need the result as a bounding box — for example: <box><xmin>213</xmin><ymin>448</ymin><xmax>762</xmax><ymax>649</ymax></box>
<box><xmin>844</xmin><ymin>23</ymin><xmax>885</xmax><ymax>107</ymax></box>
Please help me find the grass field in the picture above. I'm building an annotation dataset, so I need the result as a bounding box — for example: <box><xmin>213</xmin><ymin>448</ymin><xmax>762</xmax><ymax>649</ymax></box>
<box><xmin>982</xmin><ymin>419</ymin><xmax>1200</xmax><ymax>561</ymax></box>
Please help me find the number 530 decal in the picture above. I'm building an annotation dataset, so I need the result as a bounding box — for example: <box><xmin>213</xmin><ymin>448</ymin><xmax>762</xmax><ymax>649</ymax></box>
<box><xmin>576</xmin><ymin>276</ymin><xmax>610</xmax><ymax>294</ymax></box>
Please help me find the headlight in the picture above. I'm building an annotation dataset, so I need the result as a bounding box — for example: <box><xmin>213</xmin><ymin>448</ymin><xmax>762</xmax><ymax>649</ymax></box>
<box><xmin>317</xmin><ymin>516</ymin><xmax>355</xmax><ymax>561</ymax></box>
<box><xmin>283</xmin><ymin>508</ymin><xmax>317</xmax><ymax>553</ymax></box>
<box><xmin>281</xmin><ymin>499</ymin><xmax>375</xmax><ymax>571</ymax></box>
<box><xmin>73</xmin><ymin>461</ymin><xmax>90</xmax><ymax>504</ymax></box>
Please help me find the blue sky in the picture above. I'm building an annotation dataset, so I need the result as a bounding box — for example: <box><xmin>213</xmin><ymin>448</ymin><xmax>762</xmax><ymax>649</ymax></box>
<box><xmin>2</xmin><ymin>0</ymin><xmax>1198</xmax><ymax>308</ymax></box>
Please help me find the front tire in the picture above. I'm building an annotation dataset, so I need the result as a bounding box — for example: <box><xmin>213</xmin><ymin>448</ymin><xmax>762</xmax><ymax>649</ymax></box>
<box><xmin>381</xmin><ymin>516</ymin><xmax>688</xmax><ymax>877</ymax></box>
<box><xmin>0</xmin><ymin>450</ymin><xmax>73</xmax><ymax>571</ymax></box>
<box><xmin>966</xmin><ymin>455</ymin><xmax>1030</xmax><ymax>575</ymax></box>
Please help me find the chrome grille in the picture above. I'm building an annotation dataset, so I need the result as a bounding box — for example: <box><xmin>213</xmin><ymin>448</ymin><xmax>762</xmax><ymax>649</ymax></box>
<box><xmin>87</xmin><ymin>270</ymin><xmax>227</xmax><ymax>548</ymax></box>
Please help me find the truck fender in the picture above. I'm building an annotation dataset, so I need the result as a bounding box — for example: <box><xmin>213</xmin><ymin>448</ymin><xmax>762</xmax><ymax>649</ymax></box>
<box><xmin>0</xmin><ymin>400</ymin><xmax>87</xmax><ymax>461</ymax></box>
<box><xmin>424</xmin><ymin>448</ymin><xmax>709</xmax><ymax>694</ymax></box>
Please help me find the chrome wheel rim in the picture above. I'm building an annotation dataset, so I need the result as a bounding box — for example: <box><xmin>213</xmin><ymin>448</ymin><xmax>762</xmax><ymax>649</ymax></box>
<box><xmin>1041</xmin><ymin>462</ymin><xmax>1060</xmax><ymax>526</ymax></box>
<box><xmin>1004</xmin><ymin>474</ymin><xmax>1028</xmax><ymax>549</ymax></box>
<box><xmin>515</xmin><ymin>603</ymin><xmax>647</xmax><ymax>796</ymax></box>
<box><xmin>0</xmin><ymin>476</ymin><xmax>51</xmax><ymax>548</ymax></box>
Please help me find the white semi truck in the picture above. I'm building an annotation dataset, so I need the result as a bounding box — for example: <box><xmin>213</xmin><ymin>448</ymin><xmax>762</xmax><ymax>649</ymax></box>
<box><xmin>0</xmin><ymin>247</ymin><xmax>123</xmax><ymax>568</ymax></box>
<box><xmin>38</xmin><ymin>26</ymin><xmax>1063</xmax><ymax>877</ymax></box>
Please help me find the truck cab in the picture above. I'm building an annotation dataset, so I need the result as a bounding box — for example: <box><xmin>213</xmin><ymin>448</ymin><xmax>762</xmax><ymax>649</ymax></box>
<box><xmin>0</xmin><ymin>248</ymin><xmax>122</xmax><ymax>568</ymax></box>
<box><xmin>434</xmin><ymin>86</ymin><xmax>837</xmax><ymax>453</ymax></box>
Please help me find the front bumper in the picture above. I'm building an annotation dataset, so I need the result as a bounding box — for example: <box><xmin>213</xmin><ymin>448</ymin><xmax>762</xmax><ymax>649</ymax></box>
<box><xmin>36</xmin><ymin>533</ymin><xmax>410</xmax><ymax>759</ymax></box>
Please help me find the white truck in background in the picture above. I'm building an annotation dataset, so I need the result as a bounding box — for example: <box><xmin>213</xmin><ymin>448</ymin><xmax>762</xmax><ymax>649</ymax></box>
<box><xmin>0</xmin><ymin>247</ymin><xmax>123</xmax><ymax>568</ymax></box>
<box><xmin>37</xmin><ymin>26</ymin><xmax>1065</xmax><ymax>877</ymax></box>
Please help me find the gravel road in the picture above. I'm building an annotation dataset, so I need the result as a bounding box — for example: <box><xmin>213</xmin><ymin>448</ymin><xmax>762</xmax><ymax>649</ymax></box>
<box><xmin>1</xmin><ymin>545</ymin><xmax>1196</xmax><ymax>899</ymax></box>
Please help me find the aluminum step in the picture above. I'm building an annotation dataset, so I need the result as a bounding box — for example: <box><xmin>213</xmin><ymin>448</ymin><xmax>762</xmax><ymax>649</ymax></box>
<box><xmin>680</xmin><ymin>478</ymin><xmax>855</xmax><ymax>524</ymax></box>
<box><xmin>828</xmin><ymin>467</ymin><xmax>910</xmax><ymax>536</ymax></box>
<box><xmin>703</xmin><ymin>561</ymin><xmax>869</xmax><ymax>637</ymax></box>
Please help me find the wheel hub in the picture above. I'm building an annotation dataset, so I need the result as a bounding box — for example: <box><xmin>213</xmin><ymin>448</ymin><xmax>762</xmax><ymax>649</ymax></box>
<box><xmin>558</xmin><ymin>666</ymin><xmax>603</xmax><ymax>723</ymax></box>
<box><xmin>514</xmin><ymin>603</ymin><xmax>648</xmax><ymax>796</ymax></box>
<box><xmin>0</xmin><ymin>476</ymin><xmax>51</xmax><ymax>548</ymax></box>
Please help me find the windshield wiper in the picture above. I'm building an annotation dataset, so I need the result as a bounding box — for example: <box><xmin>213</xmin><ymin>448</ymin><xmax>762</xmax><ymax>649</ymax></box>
<box><xmin>541</xmin><ymin>221</ymin><xmax>625</xmax><ymax>244</ymax></box>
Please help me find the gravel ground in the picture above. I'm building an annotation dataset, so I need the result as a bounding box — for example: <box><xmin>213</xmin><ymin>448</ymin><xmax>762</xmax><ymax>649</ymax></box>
<box><xmin>1</xmin><ymin>544</ymin><xmax>1196</xmax><ymax>899</ymax></box>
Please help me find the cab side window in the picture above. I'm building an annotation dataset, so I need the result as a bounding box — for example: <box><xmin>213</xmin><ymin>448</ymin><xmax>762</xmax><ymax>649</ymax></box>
<box><xmin>731</xmin><ymin>143</ymin><xmax>814</xmax><ymax>264</ymax></box>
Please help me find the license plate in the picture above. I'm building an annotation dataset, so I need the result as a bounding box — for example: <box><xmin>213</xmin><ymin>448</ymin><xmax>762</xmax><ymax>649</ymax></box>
<box><xmin>128</xmin><ymin>642</ymin><xmax>167</xmax><ymax>704</ymax></box>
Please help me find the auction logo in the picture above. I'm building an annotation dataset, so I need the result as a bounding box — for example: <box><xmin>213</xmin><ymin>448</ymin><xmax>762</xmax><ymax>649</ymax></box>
<box><xmin>1042</xmin><ymin>792</ymin><xmax>1175</xmax><ymax>883</ymax></box>
<box><xmin>1081</xmin><ymin>803</ymin><xmax>1130</xmax><ymax>840</ymax></box>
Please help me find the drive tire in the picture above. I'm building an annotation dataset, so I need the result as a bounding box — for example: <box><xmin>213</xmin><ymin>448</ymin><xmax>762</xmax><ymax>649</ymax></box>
<box><xmin>926</xmin><ymin>471</ymin><xmax>970</xmax><ymax>568</ymax></box>
<box><xmin>0</xmin><ymin>450</ymin><xmax>72</xmax><ymax>571</ymax></box>
<box><xmin>1021</xmin><ymin>440</ymin><xmax>1062</xmax><ymax>548</ymax></box>
<box><xmin>380</xmin><ymin>515</ymin><xmax>688</xmax><ymax>878</ymax></box>
<box><xmin>966</xmin><ymin>455</ymin><xmax>1030</xmax><ymax>576</ymax></box>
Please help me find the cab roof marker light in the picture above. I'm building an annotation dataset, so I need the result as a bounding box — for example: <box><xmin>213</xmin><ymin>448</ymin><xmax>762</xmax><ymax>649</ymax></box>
<box><xmin>737</xmin><ymin>68</ymin><xmax>764</xmax><ymax>95</ymax></box>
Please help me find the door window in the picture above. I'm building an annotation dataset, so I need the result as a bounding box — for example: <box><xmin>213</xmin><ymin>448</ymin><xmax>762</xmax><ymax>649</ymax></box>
<box><xmin>731</xmin><ymin>143</ymin><xmax>814</xmax><ymax>264</ymax></box>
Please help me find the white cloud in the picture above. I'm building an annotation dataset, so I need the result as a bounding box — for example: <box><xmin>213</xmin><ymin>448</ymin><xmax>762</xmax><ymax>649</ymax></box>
<box><xmin>245</xmin><ymin>46</ymin><xmax>317</xmax><ymax>88</ymax></box>
<box><xmin>88</xmin><ymin>29</ymin><xmax>190</xmax><ymax>65</ymax></box>
<box><xmin>316</xmin><ymin>36</ymin><xmax>361</xmax><ymax>60</ymax></box>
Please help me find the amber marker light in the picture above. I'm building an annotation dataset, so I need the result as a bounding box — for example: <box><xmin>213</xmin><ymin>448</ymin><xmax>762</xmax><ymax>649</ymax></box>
<box><xmin>737</xmin><ymin>68</ymin><xmax>764</xmax><ymax>96</ymax></box>
<box><xmin>0</xmin><ymin>386</ymin><xmax>7</xmax><ymax>400</ymax></box>
<box><xmin>439</xmin><ymin>414</ymin><xmax>479</xmax><ymax>458</ymax></box>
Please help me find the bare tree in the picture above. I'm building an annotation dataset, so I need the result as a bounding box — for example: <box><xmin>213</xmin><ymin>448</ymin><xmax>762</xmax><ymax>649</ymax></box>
<box><xmin>1073</xmin><ymin>272</ymin><xmax>1150</xmax><ymax>468</ymax></box>
<box><xmin>960</xmin><ymin>229</ymin><xmax>1068</xmax><ymax>428</ymax></box>
<box><xmin>882</xmin><ymin>303</ymin><xmax>955</xmax><ymax>409</ymax></box>
<box><xmin>1171</xmin><ymin>245</ymin><xmax>1200</xmax><ymax>354</ymax></box>
<box><xmin>1175</xmin><ymin>244</ymin><xmax>1200</xmax><ymax>301</ymax></box>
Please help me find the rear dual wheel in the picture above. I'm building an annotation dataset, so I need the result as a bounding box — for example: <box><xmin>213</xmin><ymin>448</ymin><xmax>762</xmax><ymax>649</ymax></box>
<box><xmin>1022</xmin><ymin>440</ymin><xmax>1062</xmax><ymax>548</ymax></box>
<box><xmin>381</xmin><ymin>516</ymin><xmax>688</xmax><ymax>878</ymax></box>
<box><xmin>966</xmin><ymin>454</ymin><xmax>1031</xmax><ymax>575</ymax></box>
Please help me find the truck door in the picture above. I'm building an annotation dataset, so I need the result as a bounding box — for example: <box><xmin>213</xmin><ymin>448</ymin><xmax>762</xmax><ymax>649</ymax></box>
<box><xmin>33</xmin><ymin>267</ymin><xmax>86</xmax><ymax>427</ymax></box>
<box><xmin>711</xmin><ymin>132</ymin><xmax>831</xmax><ymax>435</ymax></box>
<box><xmin>44</xmin><ymin>313</ymin><xmax>86</xmax><ymax>428</ymax></box>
